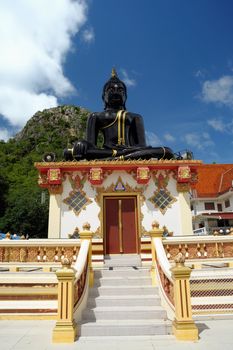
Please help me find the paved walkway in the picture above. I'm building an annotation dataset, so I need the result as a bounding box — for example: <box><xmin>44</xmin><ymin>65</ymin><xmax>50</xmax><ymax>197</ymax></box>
<box><xmin>1</xmin><ymin>319</ymin><xmax>233</xmax><ymax>350</ymax></box>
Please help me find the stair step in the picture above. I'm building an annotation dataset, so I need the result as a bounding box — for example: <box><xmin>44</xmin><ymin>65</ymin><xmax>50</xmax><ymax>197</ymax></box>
<box><xmin>79</xmin><ymin>319</ymin><xmax>172</xmax><ymax>336</ymax></box>
<box><xmin>82</xmin><ymin>306</ymin><xmax>167</xmax><ymax>320</ymax></box>
<box><xmin>80</xmin><ymin>260</ymin><xmax>170</xmax><ymax>337</ymax></box>
<box><xmin>87</xmin><ymin>295</ymin><xmax>161</xmax><ymax>307</ymax></box>
<box><xmin>104</xmin><ymin>255</ymin><xmax>142</xmax><ymax>267</ymax></box>
<box><xmin>95</xmin><ymin>276</ymin><xmax>152</xmax><ymax>286</ymax></box>
<box><xmin>89</xmin><ymin>285</ymin><xmax>158</xmax><ymax>296</ymax></box>
<box><xmin>95</xmin><ymin>268</ymin><xmax>150</xmax><ymax>278</ymax></box>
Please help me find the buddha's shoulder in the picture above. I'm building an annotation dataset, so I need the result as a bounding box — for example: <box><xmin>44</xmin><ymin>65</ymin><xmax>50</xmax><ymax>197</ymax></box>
<box><xmin>126</xmin><ymin>111</ymin><xmax>142</xmax><ymax>118</ymax></box>
<box><xmin>88</xmin><ymin>111</ymin><xmax>142</xmax><ymax>119</ymax></box>
<box><xmin>88</xmin><ymin>111</ymin><xmax>106</xmax><ymax>118</ymax></box>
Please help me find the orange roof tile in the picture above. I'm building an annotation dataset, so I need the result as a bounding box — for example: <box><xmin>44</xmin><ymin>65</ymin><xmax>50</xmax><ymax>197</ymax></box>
<box><xmin>193</xmin><ymin>164</ymin><xmax>233</xmax><ymax>198</ymax></box>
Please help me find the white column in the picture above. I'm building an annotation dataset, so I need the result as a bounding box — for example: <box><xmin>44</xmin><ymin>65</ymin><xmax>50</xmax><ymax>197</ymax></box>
<box><xmin>48</xmin><ymin>193</ymin><xmax>61</xmax><ymax>238</ymax></box>
<box><xmin>179</xmin><ymin>192</ymin><xmax>193</xmax><ymax>235</ymax></box>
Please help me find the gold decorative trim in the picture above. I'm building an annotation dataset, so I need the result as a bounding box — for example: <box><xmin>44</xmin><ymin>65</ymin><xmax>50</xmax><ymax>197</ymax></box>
<box><xmin>95</xmin><ymin>176</ymin><xmax>145</xmax><ymax>205</ymax></box>
<box><xmin>137</xmin><ymin>167</ymin><xmax>150</xmax><ymax>179</ymax></box>
<box><xmin>48</xmin><ymin>185</ymin><xmax>63</xmax><ymax>195</ymax></box>
<box><xmin>127</xmin><ymin>169</ymin><xmax>137</xmax><ymax>180</ymax></box>
<box><xmin>100</xmin><ymin>110</ymin><xmax>127</xmax><ymax>146</ymax></box>
<box><xmin>139</xmin><ymin>198</ymin><xmax>146</xmax><ymax>236</ymax></box>
<box><xmin>35</xmin><ymin>159</ymin><xmax>203</xmax><ymax>168</ymax></box>
<box><xmin>114</xmin><ymin>177</ymin><xmax>126</xmax><ymax>191</ymax></box>
<box><xmin>178</xmin><ymin>166</ymin><xmax>191</xmax><ymax>180</ymax></box>
<box><xmin>176</xmin><ymin>183</ymin><xmax>191</xmax><ymax>192</ymax></box>
<box><xmin>68</xmin><ymin>173</ymin><xmax>87</xmax><ymax>190</ymax></box>
<box><xmin>97</xmin><ymin>211</ymin><xmax>102</xmax><ymax>237</ymax></box>
<box><xmin>93</xmin><ymin>226</ymin><xmax>101</xmax><ymax>238</ymax></box>
<box><xmin>38</xmin><ymin>173</ymin><xmax>48</xmax><ymax>186</ymax></box>
<box><xmin>48</xmin><ymin>169</ymin><xmax>61</xmax><ymax>181</ymax></box>
<box><xmin>152</xmin><ymin>169</ymin><xmax>175</xmax><ymax>184</ymax></box>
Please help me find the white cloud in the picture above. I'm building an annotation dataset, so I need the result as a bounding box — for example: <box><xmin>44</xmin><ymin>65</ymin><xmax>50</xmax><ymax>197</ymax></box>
<box><xmin>164</xmin><ymin>133</ymin><xmax>175</xmax><ymax>142</ymax></box>
<box><xmin>201</xmin><ymin>75</ymin><xmax>233</xmax><ymax>108</ymax></box>
<box><xmin>120</xmin><ymin>69</ymin><xmax>136</xmax><ymax>87</ymax></box>
<box><xmin>0</xmin><ymin>0</ymin><xmax>88</xmax><ymax>128</ymax></box>
<box><xmin>207</xmin><ymin>118</ymin><xmax>226</xmax><ymax>132</ymax></box>
<box><xmin>0</xmin><ymin>128</ymin><xmax>12</xmax><ymax>141</ymax></box>
<box><xmin>184</xmin><ymin>132</ymin><xmax>214</xmax><ymax>150</ymax></box>
<box><xmin>207</xmin><ymin>118</ymin><xmax>233</xmax><ymax>135</ymax></box>
<box><xmin>0</xmin><ymin>87</ymin><xmax>57</xmax><ymax>126</ymax></box>
<box><xmin>82</xmin><ymin>27</ymin><xmax>95</xmax><ymax>43</ymax></box>
<box><xmin>145</xmin><ymin>131</ymin><xmax>161</xmax><ymax>147</ymax></box>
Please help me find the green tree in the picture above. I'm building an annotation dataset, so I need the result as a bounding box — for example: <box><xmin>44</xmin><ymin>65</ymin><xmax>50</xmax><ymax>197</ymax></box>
<box><xmin>0</xmin><ymin>105</ymin><xmax>89</xmax><ymax>237</ymax></box>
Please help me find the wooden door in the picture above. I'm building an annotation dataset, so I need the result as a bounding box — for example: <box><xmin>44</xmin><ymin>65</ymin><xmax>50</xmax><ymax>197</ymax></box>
<box><xmin>104</xmin><ymin>197</ymin><xmax>138</xmax><ymax>254</ymax></box>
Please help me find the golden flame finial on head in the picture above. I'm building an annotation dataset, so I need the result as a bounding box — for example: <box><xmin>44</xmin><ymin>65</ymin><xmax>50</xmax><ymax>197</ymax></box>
<box><xmin>111</xmin><ymin>67</ymin><xmax>118</xmax><ymax>78</ymax></box>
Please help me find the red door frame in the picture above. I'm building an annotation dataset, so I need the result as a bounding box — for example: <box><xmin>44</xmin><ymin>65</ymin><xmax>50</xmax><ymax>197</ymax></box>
<box><xmin>104</xmin><ymin>196</ymin><xmax>139</xmax><ymax>255</ymax></box>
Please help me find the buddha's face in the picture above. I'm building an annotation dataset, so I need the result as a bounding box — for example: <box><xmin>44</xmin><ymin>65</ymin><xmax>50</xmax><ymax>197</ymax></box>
<box><xmin>104</xmin><ymin>82</ymin><xmax>126</xmax><ymax>108</ymax></box>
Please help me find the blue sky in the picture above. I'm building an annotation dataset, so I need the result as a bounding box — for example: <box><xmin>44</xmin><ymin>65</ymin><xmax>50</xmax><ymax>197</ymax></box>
<box><xmin>0</xmin><ymin>0</ymin><xmax>233</xmax><ymax>163</ymax></box>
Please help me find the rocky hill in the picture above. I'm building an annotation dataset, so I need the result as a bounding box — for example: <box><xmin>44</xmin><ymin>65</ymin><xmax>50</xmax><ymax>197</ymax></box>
<box><xmin>14</xmin><ymin>105</ymin><xmax>89</xmax><ymax>159</ymax></box>
<box><xmin>0</xmin><ymin>105</ymin><xmax>89</xmax><ymax>238</ymax></box>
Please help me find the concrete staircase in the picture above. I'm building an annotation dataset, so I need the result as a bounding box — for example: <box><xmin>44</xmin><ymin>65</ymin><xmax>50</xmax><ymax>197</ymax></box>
<box><xmin>78</xmin><ymin>255</ymin><xmax>172</xmax><ymax>336</ymax></box>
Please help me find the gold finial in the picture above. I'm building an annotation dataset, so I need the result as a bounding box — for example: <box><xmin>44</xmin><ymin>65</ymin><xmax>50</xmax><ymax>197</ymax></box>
<box><xmin>5</xmin><ymin>232</ymin><xmax>11</xmax><ymax>239</ymax></box>
<box><xmin>111</xmin><ymin>67</ymin><xmax>117</xmax><ymax>78</ymax></box>
<box><xmin>151</xmin><ymin>221</ymin><xmax>159</xmax><ymax>230</ymax></box>
<box><xmin>174</xmin><ymin>252</ymin><xmax>186</xmax><ymax>265</ymax></box>
<box><xmin>82</xmin><ymin>222</ymin><xmax>91</xmax><ymax>231</ymax></box>
<box><xmin>61</xmin><ymin>256</ymin><xmax>72</xmax><ymax>269</ymax></box>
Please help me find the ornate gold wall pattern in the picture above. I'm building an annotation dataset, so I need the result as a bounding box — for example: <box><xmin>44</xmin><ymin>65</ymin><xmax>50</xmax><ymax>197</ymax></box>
<box><xmin>48</xmin><ymin>184</ymin><xmax>63</xmax><ymax>195</ymax></box>
<box><xmin>93</xmin><ymin>226</ymin><xmax>101</xmax><ymax>238</ymax></box>
<box><xmin>95</xmin><ymin>176</ymin><xmax>145</xmax><ymax>238</ymax></box>
<box><xmin>0</xmin><ymin>245</ymin><xmax>80</xmax><ymax>263</ymax></box>
<box><xmin>67</xmin><ymin>172</ymin><xmax>87</xmax><ymax>190</ymax></box>
<box><xmin>149</xmin><ymin>171</ymin><xmax>177</xmax><ymax>215</ymax></box>
<box><xmin>140</xmin><ymin>211</ymin><xmax>147</xmax><ymax>236</ymax></box>
<box><xmin>19</xmin><ymin>247</ymin><xmax>27</xmax><ymax>262</ymax></box>
<box><xmin>176</xmin><ymin>183</ymin><xmax>191</xmax><ymax>192</ymax></box>
<box><xmin>95</xmin><ymin>176</ymin><xmax>145</xmax><ymax>206</ymax></box>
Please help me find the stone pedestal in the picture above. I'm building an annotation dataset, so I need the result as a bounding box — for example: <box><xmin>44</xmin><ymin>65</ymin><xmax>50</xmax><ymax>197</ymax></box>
<box><xmin>171</xmin><ymin>261</ymin><xmax>198</xmax><ymax>341</ymax></box>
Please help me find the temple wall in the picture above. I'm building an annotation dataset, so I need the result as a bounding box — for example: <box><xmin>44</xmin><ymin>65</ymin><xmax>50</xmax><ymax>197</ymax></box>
<box><xmin>141</xmin><ymin>176</ymin><xmax>181</xmax><ymax>234</ymax></box>
<box><xmin>57</xmin><ymin>169</ymin><xmax>192</xmax><ymax>238</ymax></box>
<box><xmin>60</xmin><ymin>174</ymin><xmax>100</xmax><ymax>238</ymax></box>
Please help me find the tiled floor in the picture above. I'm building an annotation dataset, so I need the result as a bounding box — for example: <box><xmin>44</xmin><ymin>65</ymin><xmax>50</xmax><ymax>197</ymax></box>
<box><xmin>0</xmin><ymin>319</ymin><xmax>233</xmax><ymax>350</ymax></box>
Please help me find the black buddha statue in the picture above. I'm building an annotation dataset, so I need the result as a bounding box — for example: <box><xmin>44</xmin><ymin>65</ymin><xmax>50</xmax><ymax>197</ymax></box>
<box><xmin>64</xmin><ymin>69</ymin><xmax>174</xmax><ymax>161</ymax></box>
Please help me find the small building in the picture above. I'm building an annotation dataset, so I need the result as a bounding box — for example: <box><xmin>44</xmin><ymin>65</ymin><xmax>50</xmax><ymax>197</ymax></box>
<box><xmin>191</xmin><ymin>164</ymin><xmax>233</xmax><ymax>234</ymax></box>
<box><xmin>36</xmin><ymin>159</ymin><xmax>200</xmax><ymax>256</ymax></box>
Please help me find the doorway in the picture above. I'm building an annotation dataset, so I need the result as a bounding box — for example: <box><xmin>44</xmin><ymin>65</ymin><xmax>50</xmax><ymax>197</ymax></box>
<box><xmin>104</xmin><ymin>196</ymin><xmax>138</xmax><ymax>254</ymax></box>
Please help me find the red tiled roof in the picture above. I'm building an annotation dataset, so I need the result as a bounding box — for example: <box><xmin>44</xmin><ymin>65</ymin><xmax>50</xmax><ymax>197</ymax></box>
<box><xmin>193</xmin><ymin>164</ymin><xmax>233</xmax><ymax>198</ymax></box>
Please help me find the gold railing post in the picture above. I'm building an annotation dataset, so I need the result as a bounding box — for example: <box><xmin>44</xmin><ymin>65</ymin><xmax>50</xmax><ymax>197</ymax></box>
<box><xmin>149</xmin><ymin>221</ymin><xmax>163</xmax><ymax>286</ymax></box>
<box><xmin>79</xmin><ymin>222</ymin><xmax>94</xmax><ymax>287</ymax></box>
<box><xmin>170</xmin><ymin>253</ymin><xmax>198</xmax><ymax>341</ymax></box>
<box><xmin>52</xmin><ymin>257</ymin><xmax>76</xmax><ymax>343</ymax></box>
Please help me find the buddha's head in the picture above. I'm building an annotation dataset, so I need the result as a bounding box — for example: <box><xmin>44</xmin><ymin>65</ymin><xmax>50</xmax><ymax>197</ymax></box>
<box><xmin>102</xmin><ymin>69</ymin><xmax>127</xmax><ymax>110</ymax></box>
